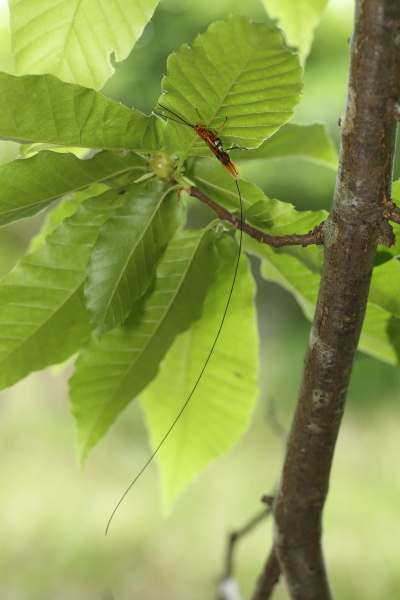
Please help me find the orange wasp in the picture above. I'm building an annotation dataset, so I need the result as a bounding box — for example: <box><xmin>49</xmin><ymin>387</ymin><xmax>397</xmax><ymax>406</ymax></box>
<box><xmin>156</xmin><ymin>103</ymin><xmax>241</xmax><ymax>179</ymax></box>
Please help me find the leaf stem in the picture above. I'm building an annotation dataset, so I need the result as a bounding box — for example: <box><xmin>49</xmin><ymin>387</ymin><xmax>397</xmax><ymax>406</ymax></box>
<box><xmin>187</xmin><ymin>185</ymin><xmax>325</xmax><ymax>247</ymax></box>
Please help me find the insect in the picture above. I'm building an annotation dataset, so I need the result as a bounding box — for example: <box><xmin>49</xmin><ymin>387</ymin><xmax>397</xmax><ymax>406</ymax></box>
<box><xmin>156</xmin><ymin>103</ymin><xmax>241</xmax><ymax>179</ymax></box>
<box><xmin>106</xmin><ymin>103</ymin><xmax>244</xmax><ymax>534</ymax></box>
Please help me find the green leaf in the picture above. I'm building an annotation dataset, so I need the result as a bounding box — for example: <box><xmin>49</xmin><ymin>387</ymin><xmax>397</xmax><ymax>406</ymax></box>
<box><xmin>27</xmin><ymin>184</ymin><xmax>106</xmax><ymax>252</ymax></box>
<box><xmin>374</xmin><ymin>182</ymin><xmax>400</xmax><ymax>260</ymax></box>
<box><xmin>157</xmin><ymin>15</ymin><xmax>302</xmax><ymax>155</ymax></box>
<box><xmin>362</xmin><ymin>179</ymin><xmax>400</xmax><ymax>318</ymax></box>
<box><xmin>0</xmin><ymin>188</ymin><xmax>125</xmax><ymax>391</ymax></box>
<box><xmin>186</xmin><ymin>157</ymin><xmax>259</xmax><ymax>212</ymax></box>
<box><xmin>245</xmin><ymin>198</ymin><xmax>326</xmax><ymax>272</ymax></box>
<box><xmin>10</xmin><ymin>0</ymin><xmax>159</xmax><ymax>90</ymax></box>
<box><xmin>186</xmin><ymin>176</ymin><xmax>400</xmax><ymax>369</ymax></box>
<box><xmin>248</xmin><ymin>235</ymin><xmax>400</xmax><ymax>365</ymax></box>
<box><xmin>19</xmin><ymin>142</ymin><xmax>90</xmax><ymax>159</ymax></box>
<box><xmin>387</xmin><ymin>316</ymin><xmax>400</xmax><ymax>365</ymax></box>
<box><xmin>141</xmin><ymin>236</ymin><xmax>258</xmax><ymax>508</ymax></box>
<box><xmin>249</xmin><ymin>237</ymin><xmax>320</xmax><ymax>320</ymax></box>
<box><xmin>258</xmin><ymin>242</ymin><xmax>400</xmax><ymax>363</ymax></box>
<box><xmin>244</xmin><ymin>195</ymin><xmax>326</xmax><ymax>236</ymax></box>
<box><xmin>70</xmin><ymin>228</ymin><xmax>219</xmax><ymax>464</ymax></box>
<box><xmin>0</xmin><ymin>150</ymin><xmax>146</xmax><ymax>227</ymax></box>
<box><xmin>369</xmin><ymin>259</ymin><xmax>400</xmax><ymax>318</ymax></box>
<box><xmin>230</xmin><ymin>176</ymin><xmax>400</xmax><ymax>364</ymax></box>
<box><xmin>231</xmin><ymin>122</ymin><xmax>338</xmax><ymax>169</ymax></box>
<box><xmin>0</xmin><ymin>72</ymin><xmax>163</xmax><ymax>150</ymax></box>
<box><xmin>362</xmin><ymin>304</ymin><xmax>399</xmax><ymax>365</ymax></box>
<box><xmin>85</xmin><ymin>180</ymin><xmax>184</xmax><ymax>335</ymax></box>
<box><xmin>261</xmin><ymin>0</ymin><xmax>329</xmax><ymax>62</ymax></box>
<box><xmin>392</xmin><ymin>179</ymin><xmax>400</xmax><ymax>203</ymax></box>
<box><xmin>187</xmin><ymin>156</ymin><xmax>327</xmax><ymax>220</ymax></box>
<box><xmin>186</xmin><ymin>159</ymin><xmax>326</xmax><ymax>272</ymax></box>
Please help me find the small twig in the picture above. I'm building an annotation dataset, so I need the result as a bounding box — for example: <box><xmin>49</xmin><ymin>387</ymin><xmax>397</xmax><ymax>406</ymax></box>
<box><xmin>377</xmin><ymin>217</ymin><xmax>395</xmax><ymax>246</ymax></box>
<box><xmin>389</xmin><ymin>210</ymin><xmax>400</xmax><ymax>224</ymax></box>
<box><xmin>251</xmin><ymin>546</ymin><xmax>281</xmax><ymax>600</ymax></box>
<box><xmin>218</xmin><ymin>508</ymin><xmax>271</xmax><ymax>600</ymax></box>
<box><xmin>187</xmin><ymin>185</ymin><xmax>325</xmax><ymax>248</ymax></box>
<box><xmin>376</xmin><ymin>200</ymin><xmax>399</xmax><ymax>245</ymax></box>
<box><xmin>384</xmin><ymin>203</ymin><xmax>400</xmax><ymax>225</ymax></box>
<box><xmin>223</xmin><ymin>509</ymin><xmax>271</xmax><ymax>579</ymax></box>
<box><xmin>261</xmin><ymin>494</ymin><xmax>275</xmax><ymax>507</ymax></box>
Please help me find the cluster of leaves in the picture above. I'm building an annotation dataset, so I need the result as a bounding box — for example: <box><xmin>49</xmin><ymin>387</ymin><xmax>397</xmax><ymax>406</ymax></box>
<box><xmin>1</xmin><ymin>2</ymin><xmax>399</xmax><ymax>508</ymax></box>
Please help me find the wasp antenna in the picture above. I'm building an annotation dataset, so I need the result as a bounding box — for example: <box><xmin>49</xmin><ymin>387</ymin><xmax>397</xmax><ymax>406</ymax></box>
<box><xmin>214</xmin><ymin>115</ymin><xmax>228</xmax><ymax>132</ymax></box>
<box><xmin>157</xmin><ymin>103</ymin><xmax>194</xmax><ymax>128</ymax></box>
<box><xmin>106</xmin><ymin>189</ymin><xmax>243</xmax><ymax>534</ymax></box>
<box><xmin>195</xmin><ymin>108</ymin><xmax>204</xmax><ymax>123</ymax></box>
<box><xmin>105</xmin><ymin>110</ymin><xmax>244</xmax><ymax>535</ymax></box>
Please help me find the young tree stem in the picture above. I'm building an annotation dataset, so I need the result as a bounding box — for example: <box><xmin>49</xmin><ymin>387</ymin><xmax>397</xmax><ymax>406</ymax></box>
<box><xmin>256</xmin><ymin>1</ymin><xmax>400</xmax><ymax>598</ymax></box>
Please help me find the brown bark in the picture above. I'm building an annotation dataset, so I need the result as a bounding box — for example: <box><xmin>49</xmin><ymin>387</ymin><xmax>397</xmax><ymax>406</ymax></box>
<box><xmin>252</xmin><ymin>548</ymin><xmax>281</xmax><ymax>600</ymax></box>
<box><xmin>253</xmin><ymin>0</ymin><xmax>400</xmax><ymax>598</ymax></box>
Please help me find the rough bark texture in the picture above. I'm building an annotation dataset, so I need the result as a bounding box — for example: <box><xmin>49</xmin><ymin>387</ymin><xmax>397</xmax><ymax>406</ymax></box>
<box><xmin>262</xmin><ymin>1</ymin><xmax>400</xmax><ymax>598</ymax></box>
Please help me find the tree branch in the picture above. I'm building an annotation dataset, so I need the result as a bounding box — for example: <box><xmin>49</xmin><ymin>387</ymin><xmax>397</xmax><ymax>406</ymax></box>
<box><xmin>264</xmin><ymin>1</ymin><xmax>400</xmax><ymax>598</ymax></box>
<box><xmin>187</xmin><ymin>185</ymin><xmax>325</xmax><ymax>248</ymax></box>
<box><xmin>223</xmin><ymin>509</ymin><xmax>271</xmax><ymax>580</ymax></box>
<box><xmin>385</xmin><ymin>201</ymin><xmax>400</xmax><ymax>224</ymax></box>
<box><xmin>251</xmin><ymin>547</ymin><xmax>281</xmax><ymax>600</ymax></box>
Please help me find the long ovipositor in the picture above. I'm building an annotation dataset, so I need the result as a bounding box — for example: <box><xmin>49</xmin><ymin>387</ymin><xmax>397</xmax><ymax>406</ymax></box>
<box><xmin>105</xmin><ymin>102</ymin><xmax>244</xmax><ymax>534</ymax></box>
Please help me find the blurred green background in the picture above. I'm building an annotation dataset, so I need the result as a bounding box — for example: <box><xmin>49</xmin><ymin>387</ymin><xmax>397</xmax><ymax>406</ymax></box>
<box><xmin>1</xmin><ymin>0</ymin><xmax>400</xmax><ymax>599</ymax></box>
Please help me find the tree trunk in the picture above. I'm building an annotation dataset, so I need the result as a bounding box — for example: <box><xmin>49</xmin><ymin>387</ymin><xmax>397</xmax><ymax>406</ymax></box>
<box><xmin>254</xmin><ymin>0</ymin><xmax>400</xmax><ymax>598</ymax></box>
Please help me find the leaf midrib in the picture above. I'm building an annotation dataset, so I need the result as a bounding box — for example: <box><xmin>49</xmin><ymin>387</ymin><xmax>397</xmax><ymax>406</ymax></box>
<box><xmin>98</xmin><ymin>187</ymin><xmax>171</xmax><ymax>330</ymax></box>
<box><xmin>83</xmin><ymin>231</ymin><xmax>212</xmax><ymax>450</ymax></box>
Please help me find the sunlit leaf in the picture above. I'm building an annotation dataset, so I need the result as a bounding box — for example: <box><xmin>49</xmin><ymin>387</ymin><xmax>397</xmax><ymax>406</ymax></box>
<box><xmin>85</xmin><ymin>180</ymin><xmax>184</xmax><ymax>335</ymax></box>
<box><xmin>27</xmin><ymin>184</ymin><xmax>107</xmax><ymax>252</ymax></box>
<box><xmin>247</xmin><ymin>235</ymin><xmax>399</xmax><ymax>365</ymax></box>
<box><xmin>362</xmin><ymin>304</ymin><xmax>399</xmax><ymax>365</ymax></box>
<box><xmin>0</xmin><ymin>150</ymin><xmax>146</xmax><ymax>227</ymax></box>
<box><xmin>70</xmin><ymin>228</ymin><xmax>219</xmax><ymax>464</ymax></box>
<box><xmin>229</xmin><ymin>175</ymin><xmax>400</xmax><ymax>364</ymax></box>
<box><xmin>186</xmin><ymin>159</ymin><xmax>326</xmax><ymax>272</ymax></box>
<box><xmin>369</xmin><ymin>259</ymin><xmax>400</xmax><ymax>319</ymax></box>
<box><xmin>261</xmin><ymin>0</ymin><xmax>329</xmax><ymax>62</ymax></box>
<box><xmin>0</xmin><ymin>188</ymin><xmax>125</xmax><ymax>391</ymax></box>
<box><xmin>392</xmin><ymin>179</ymin><xmax>400</xmax><ymax>203</ymax></box>
<box><xmin>231</xmin><ymin>122</ymin><xmax>338</xmax><ymax>169</ymax></box>
<box><xmin>186</xmin><ymin>157</ymin><xmax>263</xmax><ymax>212</ymax></box>
<box><xmin>249</xmin><ymin>238</ymin><xmax>319</xmax><ymax>320</ymax></box>
<box><xmin>156</xmin><ymin>15</ymin><xmax>302</xmax><ymax>155</ymax></box>
<box><xmin>10</xmin><ymin>0</ymin><xmax>159</xmax><ymax>90</ymax></box>
<box><xmin>141</xmin><ymin>236</ymin><xmax>258</xmax><ymax>508</ymax></box>
<box><xmin>0</xmin><ymin>72</ymin><xmax>163</xmax><ymax>150</ymax></box>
